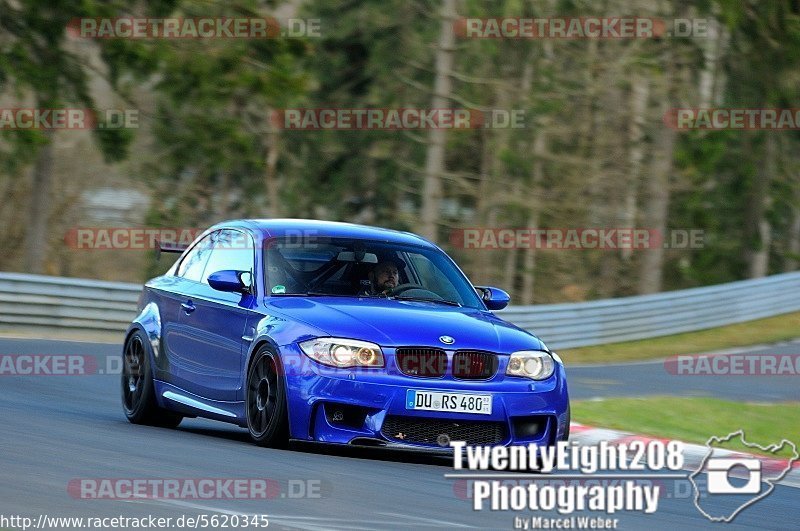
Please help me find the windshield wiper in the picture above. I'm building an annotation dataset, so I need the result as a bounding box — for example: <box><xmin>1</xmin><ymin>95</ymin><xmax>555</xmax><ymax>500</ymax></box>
<box><xmin>391</xmin><ymin>295</ymin><xmax>462</xmax><ymax>307</ymax></box>
<box><xmin>270</xmin><ymin>291</ymin><xmax>352</xmax><ymax>297</ymax></box>
<box><xmin>303</xmin><ymin>291</ymin><xmax>358</xmax><ymax>297</ymax></box>
<box><xmin>271</xmin><ymin>291</ymin><xmax>460</xmax><ymax>306</ymax></box>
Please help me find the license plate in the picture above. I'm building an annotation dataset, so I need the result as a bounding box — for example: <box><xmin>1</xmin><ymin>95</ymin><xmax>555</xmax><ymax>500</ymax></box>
<box><xmin>406</xmin><ymin>390</ymin><xmax>492</xmax><ymax>415</ymax></box>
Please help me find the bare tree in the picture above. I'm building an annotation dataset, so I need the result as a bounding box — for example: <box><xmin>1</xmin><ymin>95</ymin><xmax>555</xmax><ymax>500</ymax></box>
<box><xmin>420</xmin><ymin>0</ymin><xmax>456</xmax><ymax>242</ymax></box>
<box><xmin>23</xmin><ymin>131</ymin><xmax>54</xmax><ymax>274</ymax></box>
<box><xmin>638</xmin><ymin>64</ymin><xmax>676</xmax><ymax>294</ymax></box>
<box><xmin>746</xmin><ymin>134</ymin><xmax>775</xmax><ymax>278</ymax></box>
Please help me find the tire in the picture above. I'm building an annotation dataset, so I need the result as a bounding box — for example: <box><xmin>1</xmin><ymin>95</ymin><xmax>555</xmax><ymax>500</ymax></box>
<box><xmin>246</xmin><ymin>347</ymin><xmax>289</xmax><ymax>447</ymax></box>
<box><xmin>121</xmin><ymin>330</ymin><xmax>183</xmax><ymax>428</ymax></box>
<box><xmin>562</xmin><ymin>404</ymin><xmax>571</xmax><ymax>441</ymax></box>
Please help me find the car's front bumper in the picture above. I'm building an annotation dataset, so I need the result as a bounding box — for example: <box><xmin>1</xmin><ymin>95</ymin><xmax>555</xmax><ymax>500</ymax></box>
<box><xmin>279</xmin><ymin>345</ymin><xmax>570</xmax><ymax>451</ymax></box>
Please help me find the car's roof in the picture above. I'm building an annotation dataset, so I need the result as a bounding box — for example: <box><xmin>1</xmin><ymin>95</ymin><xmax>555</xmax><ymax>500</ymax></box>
<box><xmin>212</xmin><ymin>219</ymin><xmax>437</xmax><ymax>248</ymax></box>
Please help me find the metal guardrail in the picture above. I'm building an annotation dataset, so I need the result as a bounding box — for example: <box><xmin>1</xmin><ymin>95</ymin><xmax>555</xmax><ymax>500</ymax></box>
<box><xmin>0</xmin><ymin>273</ymin><xmax>141</xmax><ymax>333</ymax></box>
<box><xmin>1</xmin><ymin>271</ymin><xmax>798</xmax><ymax>349</ymax></box>
<box><xmin>500</xmin><ymin>271</ymin><xmax>800</xmax><ymax>348</ymax></box>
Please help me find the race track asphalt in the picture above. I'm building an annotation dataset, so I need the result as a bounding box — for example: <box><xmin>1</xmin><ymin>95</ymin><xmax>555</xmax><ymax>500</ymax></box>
<box><xmin>567</xmin><ymin>340</ymin><xmax>800</xmax><ymax>401</ymax></box>
<box><xmin>0</xmin><ymin>338</ymin><xmax>796</xmax><ymax>530</ymax></box>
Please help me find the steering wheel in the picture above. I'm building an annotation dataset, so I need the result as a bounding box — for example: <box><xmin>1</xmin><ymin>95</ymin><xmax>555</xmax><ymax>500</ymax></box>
<box><xmin>389</xmin><ymin>284</ymin><xmax>442</xmax><ymax>299</ymax></box>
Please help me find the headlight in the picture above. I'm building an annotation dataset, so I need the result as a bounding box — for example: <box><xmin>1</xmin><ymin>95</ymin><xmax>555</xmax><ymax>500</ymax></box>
<box><xmin>506</xmin><ymin>350</ymin><xmax>555</xmax><ymax>380</ymax></box>
<box><xmin>299</xmin><ymin>338</ymin><xmax>384</xmax><ymax>368</ymax></box>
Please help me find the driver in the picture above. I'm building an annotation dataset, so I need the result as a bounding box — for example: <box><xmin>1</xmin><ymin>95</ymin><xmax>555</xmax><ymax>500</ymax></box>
<box><xmin>365</xmin><ymin>260</ymin><xmax>400</xmax><ymax>295</ymax></box>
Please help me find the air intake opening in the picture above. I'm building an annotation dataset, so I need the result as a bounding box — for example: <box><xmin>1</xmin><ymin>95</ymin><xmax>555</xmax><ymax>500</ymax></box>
<box><xmin>382</xmin><ymin>415</ymin><xmax>506</xmax><ymax>446</ymax></box>
<box><xmin>324</xmin><ymin>403</ymin><xmax>369</xmax><ymax>430</ymax></box>
<box><xmin>512</xmin><ymin>415</ymin><xmax>549</xmax><ymax>440</ymax></box>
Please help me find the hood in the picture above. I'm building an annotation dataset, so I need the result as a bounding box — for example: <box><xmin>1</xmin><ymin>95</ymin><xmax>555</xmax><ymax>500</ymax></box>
<box><xmin>265</xmin><ymin>297</ymin><xmax>545</xmax><ymax>353</ymax></box>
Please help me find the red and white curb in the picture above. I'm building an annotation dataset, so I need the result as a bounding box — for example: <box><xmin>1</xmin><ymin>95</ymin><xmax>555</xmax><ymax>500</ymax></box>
<box><xmin>570</xmin><ymin>422</ymin><xmax>800</xmax><ymax>489</ymax></box>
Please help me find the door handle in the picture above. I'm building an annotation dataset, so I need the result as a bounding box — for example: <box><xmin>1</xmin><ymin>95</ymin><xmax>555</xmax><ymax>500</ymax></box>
<box><xmin>181</xmin><ymin>301</ymin><xmax>196</xmax><ymax>314</ymax></box>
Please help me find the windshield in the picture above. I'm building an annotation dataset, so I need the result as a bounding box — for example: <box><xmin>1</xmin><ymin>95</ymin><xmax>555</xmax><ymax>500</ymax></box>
<box><xmin>264</xmin><ymin>237</ymin><xmax>484</xmax><ymax>309</ymax></box>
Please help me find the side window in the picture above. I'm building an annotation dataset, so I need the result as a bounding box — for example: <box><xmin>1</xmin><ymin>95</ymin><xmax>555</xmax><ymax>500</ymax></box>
<box><xmin>201</xmin><ymin>229</ymin><xmax>255</xmax><ymax>285</ymax></box>
<box><xmin>176</xmin><ymin>233</ymin><xmax>215</xmax><ymax>282</ymax></box>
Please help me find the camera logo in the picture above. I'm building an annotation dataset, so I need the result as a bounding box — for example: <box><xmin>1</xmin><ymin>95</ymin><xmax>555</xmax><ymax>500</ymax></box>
<box><xmin>689</xmin><ymin>430</ymin><xmax>798</xmax><ymax>522</ymax></box>
<box><xmin>706</xmin><ymin>458</ymin><xmax>761</xmax><ymax>494</ymax></box>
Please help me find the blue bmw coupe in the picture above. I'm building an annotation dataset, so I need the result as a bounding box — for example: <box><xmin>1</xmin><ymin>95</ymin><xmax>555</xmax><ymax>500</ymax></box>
<box><xmin>122</xmin><ymin>219</ymin><xmax>570</xmax><ymax>451</ymax></box>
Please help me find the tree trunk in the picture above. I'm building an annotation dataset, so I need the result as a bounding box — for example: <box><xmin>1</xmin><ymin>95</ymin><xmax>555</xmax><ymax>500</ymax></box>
<box><xmin>520</xmin><ymin>131</ymin><xmax>546</xmax><ymax>305</ymax></box>
<box><xmin>265</xmin><ymin>127</ymin><xmax>281</xmax><ymax>217</ymax></box>
<box><xmin>747</xmin><ymin>133</ymin><xmax>775</xmax><ymax>278</ymax></box>
<box><xmin>419</xmin><ymin>0</ymin><xmax>456</xmax><ymax>242</ymax></box>
<box><xmin>623</xmin><ymin>74</ymin><xmax>649</xmax><ymax>262</ymax></box>
<box><xmin>484</xmin><ymin>78</ymin><xmax>513</xmax><ymax>287</ymax></box>
<box><xmin>519</xmin><ymin>209</ymin><xmax>538</xmax><ymax>305</ymax></box>
<box><xmin>516</xmin><ymin>26</ymin><xmax>550</xmax><ymax>305</ymax></box>
<box><xmin>24</xmin><ymin>130</ymin><xmax>55</xmax><ymax>274</ymax></box>
<box><xmin>354</xmin><ymin>158</ymin><xmax>377</xmax><ymax>224</ymax></box>
<box><xmin>501</xmin><ymin>178</ymin><xmax>524</xmax><ymax>293</ymax></box>
<box><xmin>699</xmin><ymin>16</ymin><xmax>722</xmax><ymax>107</ymax></box>
<box><xmin>596</xmin><ymin>76</ymin><xmax>626</xmax><ymax>296</ymax></box>
<box><xmin>638</xmin><ymin>101</ymin><xmax>675</xmax><ymax>294</ymax></box>
<box><xmin>473</xmin><ymin>126</ymin><xmax>493</xmax><ymax>283</ymax></box>
<box><xmin>637</xmin><ymin>25</ymin><xmax>678</xmax><ymax>295</ymax></box>
<box><xmin>214</xmin><ymin>171</ymin><xmax>231</xmax><ymax>221</ymax></box>
<box><xmin>787</xmin><ymin>205</ymin><xmax>800</xmax><ymax>272</ymax></box>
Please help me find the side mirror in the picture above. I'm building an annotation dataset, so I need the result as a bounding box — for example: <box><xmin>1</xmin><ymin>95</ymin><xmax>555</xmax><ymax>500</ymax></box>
<box><xmin>475</xmin><ymin>286</ymin><xmax>510</xmax><ymax>310</ymax></box>
<box><xmin>208</xmin><ymin>270</ymin><xmax>251</xmax><ymax>294</ymax></box>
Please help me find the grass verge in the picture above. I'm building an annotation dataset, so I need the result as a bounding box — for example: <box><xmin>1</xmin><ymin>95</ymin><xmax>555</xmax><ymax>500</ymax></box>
<box><xmin>560</xmin><ymin>311</ymin><xmax>800</xmax><ymax>364</ymax></box>
<box><xmin>572</xmin><ymin>397</ymin><xmax>800</xmax><ymax>457</ymax></box>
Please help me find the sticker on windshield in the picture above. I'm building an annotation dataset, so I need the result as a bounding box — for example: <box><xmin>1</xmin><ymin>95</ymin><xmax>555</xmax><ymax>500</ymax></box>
<box><xmin>271</xmin><ymin>285</ymin><xmax>286</xmax><ymax>294</ymax></box>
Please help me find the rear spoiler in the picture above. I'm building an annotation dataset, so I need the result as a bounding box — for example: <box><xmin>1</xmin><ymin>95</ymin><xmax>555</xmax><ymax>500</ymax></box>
<box><xmin>155</xmin><ymin>240</ymin><xmax>188</xmax><ymax>261</ymax></box>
